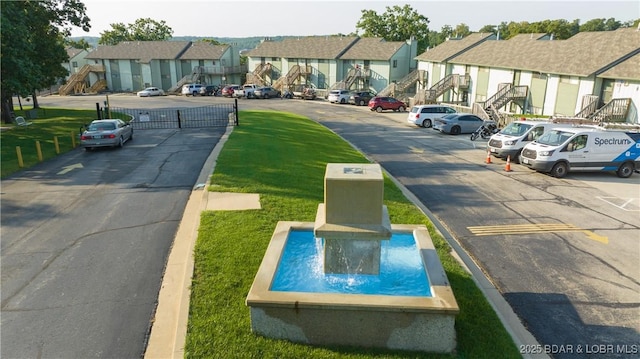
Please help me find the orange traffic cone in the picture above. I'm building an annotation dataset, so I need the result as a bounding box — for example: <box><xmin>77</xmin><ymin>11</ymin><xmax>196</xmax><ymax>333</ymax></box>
<box><xmin>485</xmin><ymin>149</ymin><xmax>492</xmax><ymax>164</ymax></box>
<box><xmin>505</xmin><ymin>155</ymin><xmax>512</xmax><ymax>172</ymax></box>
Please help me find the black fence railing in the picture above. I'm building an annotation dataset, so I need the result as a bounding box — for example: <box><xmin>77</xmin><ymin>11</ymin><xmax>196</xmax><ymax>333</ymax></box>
<box><xmin>108</xmin><ymin>101</ymin><xmax>238</xmax><ymax>130</ymax></box>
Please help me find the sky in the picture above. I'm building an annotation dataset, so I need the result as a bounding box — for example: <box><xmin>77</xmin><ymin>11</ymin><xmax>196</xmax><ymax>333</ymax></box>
<box><xmin>70</xmin><ymin>0</ymin><xmax>640</xmax><ymax>38</ymax></box>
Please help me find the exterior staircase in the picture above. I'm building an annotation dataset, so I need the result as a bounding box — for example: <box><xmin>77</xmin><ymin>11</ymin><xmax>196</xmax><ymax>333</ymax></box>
<box><xmin>376</xmin><ymin>69</ymin><xmax>423</xmax><ymax>98</ymax></box>
<box><xmin>88</xmin><ymin>79</ymin><xmax>107</xmax><ymax>93</ymax></box>
<box><xmin>574</xmin><ymin>95</ymin><xmax>600</xmax><ymax>118</ymax></box>
<box><xmin>58</xmin><ymin>64</ymin><xmax>105</xmax><ymax>96</ymax></box>
<box><xmin>245</xmin><ymin>63</ymin><xmax>272</xmax><ymax>86</ymax></box>
<box><xmin>413</xmin><ymin>73</ymin><xmax>470</xmax><ymax>105</ymax></box>
<box><xmin>168</xmin><ymin>67</ymin><xmax>203</xmax><ymax>93</ymax></box>
<box><xmin>272</xmin><ymin>65</ymin><xmax>312</xmax><ymax>92</ymax></box>
<box><xmin>479</xmin><ymin>84</ymin><xmax>528</xmax><ymax>125</ymax></box>
<box><xmin>330</xmin><ymin>67</ymin><xmax>372</xmax><ymax>91</ymax></box>
<box><xmin>588</xmin><ymin>98</ymin><xmax>632</xmax><ymax>122</ymax></box>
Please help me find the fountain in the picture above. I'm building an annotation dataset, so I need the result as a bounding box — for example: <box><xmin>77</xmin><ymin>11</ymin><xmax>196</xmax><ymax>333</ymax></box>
<box><xmin>246</xmin><ymin>163</ymin><xmax>459</xmax><ymax>353</ymax></box>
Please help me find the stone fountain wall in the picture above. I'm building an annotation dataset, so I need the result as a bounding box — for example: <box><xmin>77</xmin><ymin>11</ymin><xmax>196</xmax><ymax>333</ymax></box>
<box><xmin>246</xmin><ymin>163</ymin><xmax>459</xmax><ymax>353</ymax></box>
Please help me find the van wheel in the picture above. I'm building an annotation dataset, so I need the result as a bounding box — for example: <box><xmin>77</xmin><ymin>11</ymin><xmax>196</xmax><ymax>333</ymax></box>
<box><xmin>551</xmin><ymin>162</ymin><xmax>568</xmax><ymax>178</ymax></box>
<box><xmin>422</xmin><ymin>119</ymin><xmax>432</xmax><ymax>128</ymax></box>
<box><xmin>617</xmin><ymin>162</ymin><xmax>634</xmax><ymax>178</ymax></box>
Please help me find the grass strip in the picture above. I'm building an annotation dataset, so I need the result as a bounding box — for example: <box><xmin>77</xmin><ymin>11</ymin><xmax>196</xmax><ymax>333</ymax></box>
<box><xmin>185</xmin><ymin>110</ymin><xmax>520</xmax><ymax>358</ymax></box>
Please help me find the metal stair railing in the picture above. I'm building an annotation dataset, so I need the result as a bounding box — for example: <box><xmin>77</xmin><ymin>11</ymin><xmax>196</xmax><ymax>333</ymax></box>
<box><xmin>588</xmin><ymin>98</ymin><xmax>632</xmax><ymax>122</ymax></box>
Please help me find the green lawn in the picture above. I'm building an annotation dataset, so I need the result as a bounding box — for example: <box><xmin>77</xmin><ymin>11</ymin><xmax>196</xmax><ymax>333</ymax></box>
<box><xmin>1</xmin><ymin>108</ymin><xmax>97</xmax><ymax>177</ymax></box>
<box><xmin>185</xmin><ymin>110</ymin><xmax>521</xmax><ymax>358</ymax></box>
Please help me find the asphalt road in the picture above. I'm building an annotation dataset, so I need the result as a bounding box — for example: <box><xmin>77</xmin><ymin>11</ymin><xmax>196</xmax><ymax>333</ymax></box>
<box><xmin>1</xmin><ymin>115</ymin><xmax>226</xmax><ymax>358</ymax></box>
<box><xmin>5</xmin><ymin>93</ymin><xmax>640</xmax><ymax>358</ymax></box>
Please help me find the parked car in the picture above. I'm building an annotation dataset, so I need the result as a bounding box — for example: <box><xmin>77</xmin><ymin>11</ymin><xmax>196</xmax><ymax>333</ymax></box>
<box><xmin>254</xmin><ymin>86</ymin><xmax>281</xmax><ymax>99</ymax></box>
<box><xmin>182</xmin><ymin>84</ymin><xmax>204</xmax><ymax>96</ymax></box>
<box><xmin>433</xmin><ymin>113</ymin><xmax>492</xmax><ymax>135</ymax></box>
<box><xmin>349</xmin><ymin>91</ymin><xmax>374</xmax><ymax>106</ymax></box>
<box><xmin>137</xmin><ymin>87</ymin><xmax>164</xmax><ymax>97</ymax></box>
<box><xmin>80</xmin><ymin>119</ymin><xmax>133</xmax><ymax>150</ymax></box>
<box><xmin>368</xmin><ymin>96</ymin><xmax>407</xmax><ymax>112</ymax></box>
<box><xmin>406</xmin><ymin>104</ymin><xmax>457</xmax><ymax>128</ymax></box>
<box><xmin>199</xmin><ymin>85</ymin><xmax>218</xmax><ymax>96</ymax></box>
<box><xmin>328</xmin><ymin>89</ymin><xmax>350</xmax><ymax>104</ymax></box>
<box><xmin>221</xmin><ymin>85</ymin><xmax>240</xmax><ymax>97</ymax></box>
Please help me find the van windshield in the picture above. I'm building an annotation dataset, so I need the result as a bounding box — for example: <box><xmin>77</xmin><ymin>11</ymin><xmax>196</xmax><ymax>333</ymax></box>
<box><xmin>536</xmin><ymin>130</ymin><xmax>573</xmax><ymax>146</ymax></box>
<box><xmin>500</xmin><ymin>122</ymin><xmax>533</xmax><ymax>136</ymax></box>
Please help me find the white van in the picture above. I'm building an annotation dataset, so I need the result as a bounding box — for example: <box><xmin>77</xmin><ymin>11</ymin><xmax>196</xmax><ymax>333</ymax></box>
<box><xmin>520</xmin><ymin>126</ymin><xmax>640</xmax><ymax>178</ymax></box>
<box><xmin>488</xmin><ymin>120</ymin><xmax>571</xmax><ymax>161</ymax></box>
<box><xmin>182</xmin><ymin>84</ymin><xmax>204</xmax><ymax>96</ymax></box>
<box><xmin>406</xmin><ymin>104</ymin><xmax>457</xmax><ymax>128</ymax></box>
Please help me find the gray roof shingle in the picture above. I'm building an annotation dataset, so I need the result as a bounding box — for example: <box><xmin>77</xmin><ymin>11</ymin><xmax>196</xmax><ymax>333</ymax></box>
<box><xmin>179</xmin><ymin>42</ymin><xmax>230</xmax><ymax>60</ymax></box>
<box><xmin>339</xmin><ymin>37</ymin><xmax>407</xmax><ymax>61</ymax></box>
<box><xmin>245</xmin><ymin>36</ymin><xmax>359</xmax><ymax>59</ymax></box>
<box><xmin>86</xmin><ymin>41</ymin><xmax>191</xmax><ymax>63</ymax></box>
<box><xmin>598</xmin><ymin>52</ymin><xmax>640</xmax><ymax>80</ymax></box>
<box><xmin>449</xmin><ymin>28</ymin><xmax>640</xmax><ymax>78</ymax></box>
<box><xmin>415</xmin><ymin>33</ymin><xmax>494</xmax><ymax>62</ymax></box>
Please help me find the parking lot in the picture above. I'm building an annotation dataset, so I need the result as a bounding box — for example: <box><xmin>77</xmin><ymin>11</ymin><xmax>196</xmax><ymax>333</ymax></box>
<box><xmin>35</xmin><ymin>93</ymin><xmax>640</xmax><ymax>358</ymax></box>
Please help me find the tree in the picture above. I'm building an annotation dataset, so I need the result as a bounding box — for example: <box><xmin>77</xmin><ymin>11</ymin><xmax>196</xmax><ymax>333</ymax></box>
<box><xmin>99</xmin><ymin>18</ymin><xmax>173</xmax><ymax>45</ymax></box>
<box><xmin>65</xmin><ymin>37</ymin><xmax>91</xmax><ymax>50</ymax></box>
<box><xmin>1</xmin><ymin>0</ymin><xmax>90</xmax><ymax>123</ymax></box>
<box><xmin>356</xmin><ymin>4</ymin><xmax>430</xmax><ymax>53</ymax></box>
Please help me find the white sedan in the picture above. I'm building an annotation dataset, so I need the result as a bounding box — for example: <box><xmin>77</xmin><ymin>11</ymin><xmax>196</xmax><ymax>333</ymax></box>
<box><xmin>137</xmin><ymin>87</ymin><xmax>164</xmax><ymax>97</ymax></box>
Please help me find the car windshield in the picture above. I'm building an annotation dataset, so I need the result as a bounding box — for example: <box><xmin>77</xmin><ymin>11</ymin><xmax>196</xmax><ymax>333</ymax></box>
<box><xmin>500</xmin><ymin>122</ymin><xmax>533</xmax><ymax>136</ymax></box>
<box><xmin>536</xmin><ymin>130</ymin><xmax>573</xmax><ymax>146</ymax></box>
<box><xmin>89</xmin><ymin>123</ymin><xmax>115</xmax><ymax>131</ymax></box>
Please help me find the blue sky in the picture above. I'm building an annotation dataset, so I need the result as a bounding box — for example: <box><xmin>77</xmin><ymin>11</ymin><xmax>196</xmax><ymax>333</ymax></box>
<box><xmin>71</xmin><ymin>0</ymin><xmax>640</xmax><ymax>38</ymax></box>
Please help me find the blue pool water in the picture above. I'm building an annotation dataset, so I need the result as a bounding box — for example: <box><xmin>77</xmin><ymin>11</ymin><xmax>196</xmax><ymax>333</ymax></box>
<box><xmin>271</xmin><ymin>230</ymin><xmax>432</xmax><ymax>296</ymax></box>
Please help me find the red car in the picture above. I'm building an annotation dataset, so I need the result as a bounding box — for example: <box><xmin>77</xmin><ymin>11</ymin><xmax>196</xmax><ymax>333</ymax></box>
<box><xmin>368</xmin><ymin>96</ymin><xmax>407</xmax><ymax>113</ymax></box>
<box><xmin>221</xmin><ymin>85</ymin><xmax>240</xmax><ymax>97</ymax></box>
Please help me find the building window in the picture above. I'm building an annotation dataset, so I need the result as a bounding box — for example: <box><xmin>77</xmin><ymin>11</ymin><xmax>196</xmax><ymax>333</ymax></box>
<box><xmin>72</xmin><ymin>61</ymin><xmax>78</xmax><ymax>68</ymax></box>
<box><xmin>392</xmin><ymin>60</ymin><xmax>398</xmax><ymax>68</ymax></box>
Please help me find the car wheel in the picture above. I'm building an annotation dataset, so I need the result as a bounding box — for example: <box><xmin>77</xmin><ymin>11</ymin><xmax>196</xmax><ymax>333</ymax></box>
<box><xmin>129</xmin><ymin>131</ymin><xmax>133</xmax><ymax>141</ymax></box>
<box><xmin>616</xmin><ymin>162</ymin><xmax>634</xmax><ymax>178</ymax></box>
<box><xmin>550</xmin><ymin>162</ymin><xmax>568</xmax><ymax>178</ymax></box>
<box><xmin>376</xmin><ymin>106</ymin><xmax>383</xmax><ymax>113</ymax></box>
<box><xmin>450</xmin><ymin>126</ymin><xmax>461</xmax><ymax>135</ymax></box>
<box><xmin>192</xmin><ymin>91</ymin><xmax>197</xmax><ymax>96</ymax></box>
<box><xmin>358</xmin><ymin>100</ymin><xmax>365</xmax><ymax>106</ymax></box>
<box><xmin>84</xmin><ymin>147</ymin><xmax>92</xmax><ymax>152</ymax></box>
<box><xmin>422</xmin><ymin>119</ymin><xmax>432</xmax><ymax>128</ymax></box>
<box><xmin>340</xmin><ymin>98</ymin><xmax>346</xmax><ymax>104</ymax></box>
<box><xmin>398</xmin><ymin>106</ymin><xmax>405</xmax><ymax>112</ymax></box>
<box><xmin>118</xmin><ymin>136</ymin><xmax>124</xmax><ymax>148</ymax></box>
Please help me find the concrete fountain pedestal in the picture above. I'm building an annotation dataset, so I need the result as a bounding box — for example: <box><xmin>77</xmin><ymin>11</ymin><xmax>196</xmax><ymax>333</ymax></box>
<box><xmin>246</xmin><ymin>164</ymin><xmax>459</xmax><ymax>353</ymax></box>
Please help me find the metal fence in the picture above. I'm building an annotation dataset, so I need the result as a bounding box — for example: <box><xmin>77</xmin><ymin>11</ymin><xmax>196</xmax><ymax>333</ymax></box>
<box><xmin>108</xmin><ymin>102</ymin><xmax>238</xmax><ymax>130</ymax></box>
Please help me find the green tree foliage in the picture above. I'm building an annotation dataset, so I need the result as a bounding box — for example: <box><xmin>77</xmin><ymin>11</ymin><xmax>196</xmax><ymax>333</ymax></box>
<box><xmin>580</xmin><ymin>18</ymin><xmax>622</xmax><ymax>32</ymax></box>
<box><xmin>65</xmin><ymin>38</ymin><xmax>91</xmax><ymax>49</ymax></box>
<box><xmin>356</xmin><ymin>4</ymin><xmax>430</xmax><ymax>53</ymax></box>
<box><xmin>99</xmin><ymin>18</ymin><xmax>173</xmax><ymax>45</ymax></box>
<box><xmin>1</xmin><ymin>0</ymin><xmax>90</xmax><ymax>123</ymax></box>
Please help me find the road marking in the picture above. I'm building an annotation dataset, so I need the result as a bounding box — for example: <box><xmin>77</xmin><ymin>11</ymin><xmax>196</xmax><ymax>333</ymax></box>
<box><xmin>408</xmin><ymin>146</ymin><xmax>424</xmax><ymax>154</ymax></box>
<box><xmin>467</xmin><ymin>223</ymin><xmax>608</xmax><ymax>244</ymax></box>
<box><xmin>597</xmin><ymin>196</ymin><xmax>640</xmax><ymax>211</ymax></box>
<box><xmin>57</xmin><ymin>163</ymin><xmax>83</xmax><ymax>175</ymax></box>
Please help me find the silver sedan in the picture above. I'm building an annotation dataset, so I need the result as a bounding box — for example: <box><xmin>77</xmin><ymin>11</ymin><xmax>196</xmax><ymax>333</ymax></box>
<box><xmin>80</xmin><ymin>119</ymin><xmax>133</xmax><ymax>150</ymax></box>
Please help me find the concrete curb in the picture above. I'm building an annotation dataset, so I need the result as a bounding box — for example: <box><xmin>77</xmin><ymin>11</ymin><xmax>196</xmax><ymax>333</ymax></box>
<box><xmin>144</xmin><ymin>125</ymin><xmax>234</xmax><ymax>358</ymax></box>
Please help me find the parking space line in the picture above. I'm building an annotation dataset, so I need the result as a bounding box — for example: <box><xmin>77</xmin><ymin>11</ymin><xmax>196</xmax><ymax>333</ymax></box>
<box><xmin>467</xmin><ymin>223</ymin><xmax>608</xmax><ymax>244</ymax></box>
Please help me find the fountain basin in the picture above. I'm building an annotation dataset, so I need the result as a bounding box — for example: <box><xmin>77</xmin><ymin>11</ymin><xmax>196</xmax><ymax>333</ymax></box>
<box><xmin>246</xmin><ymin>221</ymin><xmax>459</xmax><ymax>353</ymax></box>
